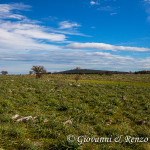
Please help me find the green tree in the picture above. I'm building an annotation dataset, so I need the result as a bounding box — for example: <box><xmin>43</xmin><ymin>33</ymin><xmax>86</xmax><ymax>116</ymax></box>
<box><xmin>1</xmin><ymin>71</ymin><xmax>8</xmax><ymax>75</ymax></box>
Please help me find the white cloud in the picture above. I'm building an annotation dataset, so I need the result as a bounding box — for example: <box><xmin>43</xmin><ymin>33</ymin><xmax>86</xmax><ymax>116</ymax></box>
<box><xmin>144</xmin><ymin>0</ymin><xmax>150</xmax><ymax>3</ymax></box>
<box><xmin>8</xmin><ymin>14</ymin><xmax>25</xmax><ymax>19</ymax></box>
<box><xmin>59</xmin><ymin>21</ymin><xmax>81</xmax><ymax>29</ymax></box>
<box><xmin>97</xmin><ymin>6</ymin><xmax>115</xmax><ymax>11</ymax></box>
<box><xmin>0</xmin><ymin>3</ymin><xmax>69</xmax><ymax>54</ymax></box>
<box><xmin>147</xmin><ymin>16</ymin><xmax>150</xmax><ymax>22</ymax></box>
<box><xmin>0</xmin><ymin>20</ymin><xmax>67</xmax><ymax>54</ymax></box>
<box><xmin>1</xmin><ymin>51</ymin><xmax>150</xmax><ymax>74</ymax></box>
<box><xmin>0</xmin><ymin>3</ymin><xmax>30</xmax><ymax>19</ymax></box>
<box><xmin>0</xmin><ymin>3</ymin><xmax>149</xmax><ymax>74</ymax></box>
<box><xmin>110</xmin><ymin>12</ymin><xmax>117</xmax><ymax>15</ymax></box>
<box><xmin>90</xmin><ymin>1</ymin><xmax>100</xmax><ymax>6</ymax></box>
<box><xmin>48</xmin><ymin>27</ymin><xmax>89</xmax><ymax>37</ymax></box>
<box><xmin>93</xmin><ymin>52</ymin><xmax>133</xmax><ymax>60</ymax></box>
<box><xmin>14</xmin><ymin>28</ymin><xmax>66</xmax><ymax>42</ymax></box>
<box><xmin>143</xmin><ymin>0</ymin><xmax>150</xmax><ymax>22</ymax></box>
<box><xmin>0</xmin><ymin>27</ymin><xmax>61</xmax><ymax>53</ymax></box>
<box><xmin>64</xmin><ymin>42</ymin><xmax>150</xmax><ymax>52</ymax></box>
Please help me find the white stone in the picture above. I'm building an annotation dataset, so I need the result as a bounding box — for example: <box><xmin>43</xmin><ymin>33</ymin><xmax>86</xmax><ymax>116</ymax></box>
<box><xmin>63</xmin><ymin>120</ymin><xmax>72</xmax><ymax>125</ymax></box>
<box><xmin>16</xmin><ymin>116</ymin><xmax>32</xmax><ymax>122</ymax></box>
<box><xmin>12</xmin><ymin>114</ymin><xmax>19</xmax><ymax>119</ymax></box>
<box><xmin>44</xmin><ymin>119</ymin><xmax>48</xmax><ymax>123</ymax></box>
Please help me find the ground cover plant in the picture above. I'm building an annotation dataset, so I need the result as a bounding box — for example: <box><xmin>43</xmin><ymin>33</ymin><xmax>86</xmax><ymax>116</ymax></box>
<box><xmin>0</xmin><ymin>74</ymin><xmax>149</xmax><ymax>150</ymax></box>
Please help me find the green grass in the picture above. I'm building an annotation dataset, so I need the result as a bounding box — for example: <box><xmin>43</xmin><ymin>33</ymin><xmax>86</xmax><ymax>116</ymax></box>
<box><xmin>69</xmin><ymin>79</ymin><xmax>150</xmax><ymax>87</ymax></box>
<box><xmin>0</xmin><ymin>74</ymin><xmax>149</xmax><ymax>150</ymax></box>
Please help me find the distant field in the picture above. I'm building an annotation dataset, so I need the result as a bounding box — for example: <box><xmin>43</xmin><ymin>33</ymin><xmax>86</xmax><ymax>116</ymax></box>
<box><xmin>0</xmin><ymin>74</ymin><xmax>149</xmax><ymax>150</ymax></box>
<box><xmin>50</xmin><ymin>74</ymin><xmax>150</xmax><ymax>83</ymax></box>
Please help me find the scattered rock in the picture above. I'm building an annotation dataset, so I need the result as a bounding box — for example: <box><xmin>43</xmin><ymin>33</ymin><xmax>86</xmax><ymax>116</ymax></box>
<box><xmin>33</xmin><ymin>116</ymin><xmax>37</xmax><ymax>119</ymax></box>
<box><xmin>63</xmin><ymin>120</ymin><xmax>72</xmax><ymax>125</ymax></box>
<box><xmin>12</xmin><ymin>114</ymin><xmax>19</xmax><ymax>120</ymax></box>
<box><xmin>16</xmin><ymin>116</ymin><xmax>32</xmax><ymax>123</ymax></box>
<box><xmin>34</xmin><ymin>141</ymin><xmax>42</xmax><ymax>147</ymax></box>
<box><xmin>137</xmin><ymin>120</ymin><xmax>147</xmax><ymax>125</ymax></box>
<box><xmin>109</xmin><ymin>119</ymin><xmax>112</xmax><ymax>123</ymax></box>
<box><xmin>26</xmin><ymin>88</ymin><xmax>35</xmax><ymax>90</ymax></box>
<box><xmin>12</xmin><ymin>115</ymin><xmax>46</xmax><ymax>123</ymax></box>
<box><xmin>106</xmin><ymin>123</ymin><xmax>111</xmax><ymax>126</ymax></box>
<box><xmin>106</xmin><ymin>119</ymin><xmax>112</xmax><ymax>126</ymax></box>
<box><xmin>40</xmin><ymin>89</ymin><xmax>46</xmax><ymax>91</ymax></box>
<box><xmin>122</xmin><ymin>96</ymin><xmax>126</xmax><ymax>100</ymax></box>
<box><xmin>44</xmin><ymin>119</ymin><xmax>48</xmax><ymax>123</ymax></box>
<box><xmin>9</xmin><ymin>89</ymin><xmax>15</xmax><ymax>92</ymax></box>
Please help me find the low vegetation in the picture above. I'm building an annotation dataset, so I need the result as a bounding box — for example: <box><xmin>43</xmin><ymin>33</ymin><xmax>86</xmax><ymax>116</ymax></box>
<box><xmin>0</xmin><ymin>74</ymin><xmax>149</xmax><ymax>149</ymax></box>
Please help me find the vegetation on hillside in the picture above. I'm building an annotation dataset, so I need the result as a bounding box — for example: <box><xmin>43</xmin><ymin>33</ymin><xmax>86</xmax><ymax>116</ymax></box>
<box><xmin>53</xmin><ymin>68</ymin><xmax>129</xmax><ymax>75</ymax></box>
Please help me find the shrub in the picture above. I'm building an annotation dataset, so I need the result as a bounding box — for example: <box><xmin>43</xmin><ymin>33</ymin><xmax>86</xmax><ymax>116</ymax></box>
<box><xmin>75</xmin><ymin>74</ymin><xmax>80</xmax><ymax>83</ymax></box>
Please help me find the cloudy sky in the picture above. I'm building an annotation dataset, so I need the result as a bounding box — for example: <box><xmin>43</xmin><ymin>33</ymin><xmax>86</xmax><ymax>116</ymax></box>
<box><xmin>0</xmin><ymin>0</ymin><xmax>150</xmax><ymax>74</ymax></box>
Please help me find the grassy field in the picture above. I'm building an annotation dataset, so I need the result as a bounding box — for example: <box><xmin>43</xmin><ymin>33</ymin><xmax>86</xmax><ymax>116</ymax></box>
<box><xmin>0</xmin><ymin>74</ymin><xmax>149</xmax><ymax>150</ymax></box>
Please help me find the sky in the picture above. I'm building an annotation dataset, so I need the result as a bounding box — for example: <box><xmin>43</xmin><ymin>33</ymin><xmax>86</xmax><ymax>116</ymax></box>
<box><xmin>0</xmin><ymin>0</ymin><xmax>150</xmax><ymax>74</ymax></box>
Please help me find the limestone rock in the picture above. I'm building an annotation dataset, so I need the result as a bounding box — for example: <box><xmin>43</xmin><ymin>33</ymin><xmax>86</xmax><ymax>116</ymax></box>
<box><xmin>16</xmin><ymin>116</ymin><xmax>32</xmax><ymax>122</ymax></box>
<box><xmin>122</xmin><ymin>96</ymin><xmax>126</xmax><ymax>100</ymax></box>
<box><xmin>12</xmin><ymin>114</ymin><xmax>19</xmax><ymax>120</ymax></box>
<box><xmin>63</xmin><ymin>120</ymin><xmax>72</xmax><ymax>125</ymax></box>
<box><xmin>44</xmin><ymin>119</ymin><xmax>48</xmax><ymax>123</ymax></box>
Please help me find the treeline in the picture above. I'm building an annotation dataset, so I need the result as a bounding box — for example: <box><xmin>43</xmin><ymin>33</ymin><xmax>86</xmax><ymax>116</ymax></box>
<box><xmin>135</xmin><ymin>70</ymin><xmax>150</xmax><ymax>74</ymax></box>
<box><xmin>1</xmin><ymin>67</ymin><xmax>150</xmax><ymax>75</ymax></box>
<box><xmin>51</xmin><ymin>69</ymin><xmax>130</xmax><ymax>75</ymax></box>
<box><xmin>52</xmin><ymin>69</ymin><xmax>150</xmax><ymax>75</ymax></box>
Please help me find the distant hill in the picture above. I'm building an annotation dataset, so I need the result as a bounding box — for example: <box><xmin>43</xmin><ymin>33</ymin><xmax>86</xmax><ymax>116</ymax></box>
<box><xmin>51</xmin><ymin>69</ymin><xmax>129</xmax><ymax>74</ymax></box>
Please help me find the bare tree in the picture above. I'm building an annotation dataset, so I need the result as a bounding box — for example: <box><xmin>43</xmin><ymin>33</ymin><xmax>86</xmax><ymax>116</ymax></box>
<box><xmin>1</xmin><ymin>71</ymin><xmax>8</xmax><ymax>75</ymax></box>
<box><xmin>31</xmin><ymin>66</ymin><xmax>47</xmax><ymax>78</ymax></box>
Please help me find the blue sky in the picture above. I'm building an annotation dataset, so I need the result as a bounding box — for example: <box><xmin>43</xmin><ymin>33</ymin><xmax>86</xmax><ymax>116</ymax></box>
<box><xmin>0</xmin><ymin>0</ymin><xmax>150</xmax><ymax>74</ymax></box>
